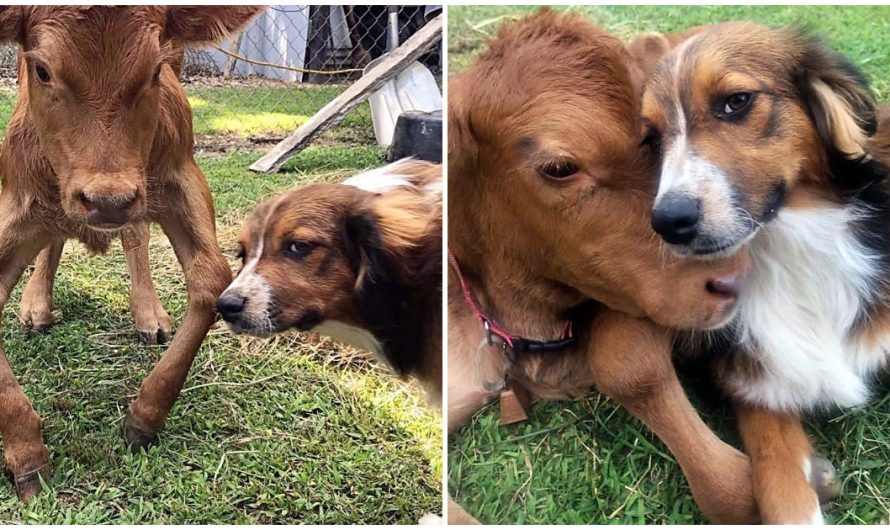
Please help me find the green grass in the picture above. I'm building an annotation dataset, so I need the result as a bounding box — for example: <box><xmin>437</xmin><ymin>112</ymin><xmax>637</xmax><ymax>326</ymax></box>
<box><xmin>0</xmin><ymin>148</ymin><xmax>441</xmax><ymax>524</ymax></box>
<box><xmin>448</xmin><ymin>5</ymin><xmax>890</xmax><ymax>101</ymax></box>
<box><xmin>0</xmin><ymin>84</ymin><xmax>374</xmax><ymax>144</ymax></box>
<box><xmin>448</xmin><ymin>5</ymin><xmax>890</xmax><ymax>525</ymax></box>
<box><xmin>187</xmin><ymin>85</ymin><xmax>373</xmax><ymax>140</ymax></box>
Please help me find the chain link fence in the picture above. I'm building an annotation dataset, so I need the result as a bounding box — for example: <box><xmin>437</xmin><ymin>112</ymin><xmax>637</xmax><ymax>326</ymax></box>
<box><xmin>0</xmin><ymin>5</ymin><xmax>443</xmax><ymax>154</ymax></box>
<box><xmin>182</xmin><ymin>5</ymin><xmax>442</xmax><ymax>152</ymax></box>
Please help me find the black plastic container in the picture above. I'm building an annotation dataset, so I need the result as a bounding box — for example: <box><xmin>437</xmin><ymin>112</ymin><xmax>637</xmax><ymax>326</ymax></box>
<box><xmin>388</xmin><ymin>110</ymin><xmax>442</xmax><ymax>163</ymax></box>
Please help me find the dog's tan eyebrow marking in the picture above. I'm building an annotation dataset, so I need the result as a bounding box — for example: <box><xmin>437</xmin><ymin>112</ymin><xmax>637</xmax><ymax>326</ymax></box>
<box><xmin>257</xmin><ymin>192</ymin><xmax>291</xmax><ymax>257</ymax></box>
<box><xmin>761</xmin><ymin>97</ymin><xmax>783</xmax><ymax>140</ymax></box>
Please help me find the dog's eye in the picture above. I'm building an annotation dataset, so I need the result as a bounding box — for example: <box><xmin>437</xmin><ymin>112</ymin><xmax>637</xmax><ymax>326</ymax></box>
<box><xmin>286</xmin><ymin>240</ymin><xmax>314</xmax><ymax>259</ymax></box>
<box><xmin>34</xmin><ymin>63</ymin><xmax>51</xmax><ymax>84</ymax></box>
<box><xmin>719</xmin><ymin>92</ymin><xmax>753</xmax><ymax>118</ymax></box>
<box><xmin>641</xmin><ymin>127</ymin><xmax>662</xmax><ymax>152</ymax></box>
<box><xmin>538</xmin><ymin>159</ymin><xmax>579</xmax><ymax>180</ymax></box>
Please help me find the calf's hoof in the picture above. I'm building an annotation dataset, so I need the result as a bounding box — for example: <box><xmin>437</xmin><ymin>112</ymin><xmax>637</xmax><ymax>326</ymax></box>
<box><xmin>137</xmin><ymin>327</ymin><xmax>171</xmax><ymax>346</ymax></box>
<box><xmin>123</xmin><ymin>414</ymin><xmax>157</xmax><ymax>451</ymax></box>
<box><xmin>21</xmin><ymin>308</ymin><xmax>57</xmax><ymax>334</ymax></box>
<box><xmin>134</xmin><ymin>308</ymin><xmax>173</xmax><ymax>346</ymax></box>
<box><xmin>811</xmin><ymin>454</ymin><xmax>841</xmax><ymax>505</ymax></box>
<box><xmin>11</xmin><ymin>463</ymin><xmax>52</xmax><ymax>502</ymax></box>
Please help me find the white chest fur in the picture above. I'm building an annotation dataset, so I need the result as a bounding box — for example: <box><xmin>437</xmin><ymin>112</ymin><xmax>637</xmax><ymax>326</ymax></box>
<box><xmin>312</xmin><ymin>321</ymin><xmax>384</xmax><ymax>358</ymax></box>
<box><xmin>726</xmin><ymin>205</ymin><xmax>890</xmax><ymax>412</ymax></box>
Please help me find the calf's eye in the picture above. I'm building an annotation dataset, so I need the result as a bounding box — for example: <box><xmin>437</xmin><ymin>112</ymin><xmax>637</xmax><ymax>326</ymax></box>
<box><xmin>34</xmin><ymin>63</ymin><xmax>51</xmax><ymax>84</ymax></box>
<box><xmin>538</xmin><ymin>159</ymin><xmax>580</xmax><ymax>180</ymax></box>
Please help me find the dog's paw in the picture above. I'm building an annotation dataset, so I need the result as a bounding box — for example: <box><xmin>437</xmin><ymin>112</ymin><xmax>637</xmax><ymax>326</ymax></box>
<box><xmin>810</xmin><ymin>454</ymin><xmax>841</xmax><ymax>505</ymax></box>
<box><xmin>418</xmin><ymin>513</ymin><xmax>442</xmax><ymax>525</ymax></box>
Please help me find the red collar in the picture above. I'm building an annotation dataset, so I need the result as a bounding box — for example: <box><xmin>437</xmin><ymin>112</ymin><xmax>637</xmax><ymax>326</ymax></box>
<box><xmin>448</xmin><ymin>249</ymin><xmax>576</xmax><ymax>355</ymax></box>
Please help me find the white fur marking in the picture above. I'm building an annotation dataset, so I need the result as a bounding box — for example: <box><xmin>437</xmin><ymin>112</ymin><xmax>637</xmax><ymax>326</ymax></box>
<box><xmin>344</xmin><ymin>158</ymin><xmax>418</xmax><ymax>194</ymax></box>
<box><xmin>727</xmin><ymin>205</ymin><xmax>889</xmax><ymax>411</ymax></box>
<box><xmin>313</xmin><ymin>320</ymin><xmax>383</xmax><ymax>357</ymax></box>
<box><xmin>222</xmin><ymin>236</ymin><xmax>273</xmax><ymax>333</ymax></box>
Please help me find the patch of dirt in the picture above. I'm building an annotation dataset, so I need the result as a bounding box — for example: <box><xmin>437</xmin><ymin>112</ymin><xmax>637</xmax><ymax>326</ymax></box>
<box><xmin>181</xmin><ymin>75</ymin><xmax>345</xmax><ymax>90</ymax></box>
<box><xmin>194</xmin><ymin>133</ymin><xmax>282</xmax><ymax>157</ymax></box>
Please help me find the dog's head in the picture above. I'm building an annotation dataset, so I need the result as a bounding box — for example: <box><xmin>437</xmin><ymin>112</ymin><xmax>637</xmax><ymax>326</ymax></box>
<box><xmin>218</xmin><ymin>161</ymin><xmax>441</xmax><ymax>374</ymax></box>
<box><xmin>644</xmin><ymin>22</ymin><xmax>878</xmax><ymax>257</ymax></box>
<box><xmin>449</xmin><ymin>11</ymin><xmax>750</xmax><ymax>330</ymax></box>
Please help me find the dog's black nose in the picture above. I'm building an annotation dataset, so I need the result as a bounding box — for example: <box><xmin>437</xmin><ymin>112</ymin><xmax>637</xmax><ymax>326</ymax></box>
<box><xmin>652</xmin><ymin>194</ymin><xmax>701</xmax><ymax>245</ymax></box>
<box><xmin>217</xmin><ymin>293</ymin><xmax>246</xmax><ymax>321</ymax></box>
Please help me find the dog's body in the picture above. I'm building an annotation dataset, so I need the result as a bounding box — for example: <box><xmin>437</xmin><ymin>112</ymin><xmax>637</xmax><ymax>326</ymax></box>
<box><xmin>643</xmin><ymin>22</ymin><xmax>890</xmax><ymax>523</ymax></box>
<box><xmin>448</xmin><ymin>11</ymin><xmax>760</xmax><ymax>524</ymax></box>
<box><xmin>218</xmin><ymin>159</ymin><xmax>442</xmax><ymax>403</ymax></box>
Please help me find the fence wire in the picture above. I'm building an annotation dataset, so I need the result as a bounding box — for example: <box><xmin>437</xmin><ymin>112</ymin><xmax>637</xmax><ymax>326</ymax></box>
<box><xmin>0</xmin><ymin>5</ymin><xmax>442</xmax><ymax>153</ymax></box>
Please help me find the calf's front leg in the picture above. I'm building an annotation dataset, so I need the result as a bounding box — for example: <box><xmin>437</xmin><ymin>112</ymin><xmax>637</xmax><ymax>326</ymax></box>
<box><xmin>19</xmin><ymin>240</ymin><xmax>63</xmax><ymax>332</ymax></box>
<box><xmin>121</xmin><ymin>222</ymin><xmax>173</xmax><ymax>345</ymax></box>
<box><xmin>587</xmin><ymin>309</ymin><xmax>758</xmax><ymax>524</ymax></box>
<box><xmin>123</xmin><ymin>163</ymin><xmax>231</xmax><ymax>448</ymax></box>
<box><xmin>0</xmin><ymin>200</ymin><xmax>53</xmax><ymax>500</ymax></box>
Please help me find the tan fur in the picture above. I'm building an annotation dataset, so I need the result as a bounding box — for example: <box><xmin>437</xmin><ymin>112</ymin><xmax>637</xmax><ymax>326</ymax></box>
<box><xmin>448</xmin><ymin>11</ymin><xmax>758</xmax><ymax>524</ymax></box>
<box><xmin>0</xmin><ymin>6</ymin><xmax>262</xmax><ymax>501</ymax></box>
<box><xmin>810</xmin><ymin>79</ymin><xmax>869</xmax><ymax>157</ymax></box>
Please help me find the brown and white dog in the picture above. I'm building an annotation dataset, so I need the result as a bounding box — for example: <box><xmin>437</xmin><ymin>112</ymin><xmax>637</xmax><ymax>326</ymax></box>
<box><xmin>643</xmin><ymin>22</ymin><xmax>889</xmax><ymax>523</ymax></box>
<box><xmin>217</xmin><ymin>159</ymin><xmax>442</xmax><ymax>403</ymax></box>
<box><xmin>448</xmin><ymin>11</ymin><xmax>760</xmax><ymax>524</ymax></box>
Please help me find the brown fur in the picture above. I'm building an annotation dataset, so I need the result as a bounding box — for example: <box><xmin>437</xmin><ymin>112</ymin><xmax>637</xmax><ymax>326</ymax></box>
<box><xmin>448</xmin><ymin>11</ymin><xmax>758</xmax><ymax>524</ymax></box>
<box><xmin>221</xmin><ymin>162</ymin><xmax>442</xmax><ymax>403</ymax></box>
<box><xmin>0</xmin><ymin>6</ymin><xmax>262</xmax><ymax>501</ymax></box>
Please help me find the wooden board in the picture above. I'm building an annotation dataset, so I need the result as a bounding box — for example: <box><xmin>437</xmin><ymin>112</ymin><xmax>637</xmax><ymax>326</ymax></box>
<box><xmin>249</xmin><ymin>14</ymin><xmax>442</xmax><ymax>173</ymax></box>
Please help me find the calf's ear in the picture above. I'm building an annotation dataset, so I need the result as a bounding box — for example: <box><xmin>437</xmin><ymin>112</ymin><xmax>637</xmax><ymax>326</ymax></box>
<box><xmin>165</xmin><ymin>6</ymin><xmax>264</xmax><ymax>45</ymax></box>
<box><xmin>0</xmin><ymin>7</ymin><xmax>25</xmax><ymax>44</ymax></box>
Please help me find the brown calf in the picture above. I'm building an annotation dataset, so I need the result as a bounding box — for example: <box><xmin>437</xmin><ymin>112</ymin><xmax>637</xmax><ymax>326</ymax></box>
<box><xmin>0</xmin><ymin>6</ymin><xmax>261</xmax><ymax>501</ymax></box>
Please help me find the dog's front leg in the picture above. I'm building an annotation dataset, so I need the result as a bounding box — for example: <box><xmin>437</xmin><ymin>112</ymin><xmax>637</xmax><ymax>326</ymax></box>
<box><xmin>0</xmin><ymin>197</ymin><xmax>53</xmax><ymax>500</ymax></box>
<box><xmin>586</xmin><ymin>309</ymin><xmax>758</xmax><ymax>524</ymax></box>
<box><xmin>123</xmin><ymin>162</ymin><xmax>231</xmax><ymax>448</ymax></box>
<box><xmin>735</xmin><ymin>401</ymin><xmax>826</xmax><ymax>524</ymax></box>
<box><xmin>121</xmin><ymin>222</ymin><xmax>173</xmax><ymax>345</ymax></box>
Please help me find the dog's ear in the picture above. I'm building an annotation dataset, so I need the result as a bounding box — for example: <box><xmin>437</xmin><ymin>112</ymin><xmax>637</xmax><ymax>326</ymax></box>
<box><xmin>0</xmin><ymin>7</ymin><xmax>25</xmax><ymax>44</ymax></box>
<box><xmin>343</xmin><ymin>211</ymin><xmax>420</xmax><ymax>377</ymax></box>
<box><xmin>166</xmin><ymin>6</ymin><xmax>264</xmax><ymax>45</ymax></box>
<box><xmin>795</xmin><ymin>32</ymin><xmax>877</xmax><ymax>159</ymax></box>
<box><xmin>344</xmin><ymin>211</ymin><xmax>389</xmax><ymax>293</ymax></box>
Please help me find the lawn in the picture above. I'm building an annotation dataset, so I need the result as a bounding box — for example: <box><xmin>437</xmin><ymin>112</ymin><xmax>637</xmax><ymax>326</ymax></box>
<box><xmin>0</xmin><ymin>84</ymin><xmax>441</xmax><ymax>523</ymax></box>
<box><xmin>447</xmin><ymin>5</ymin><xmax>890</xmax><ymax>525</ymax></box>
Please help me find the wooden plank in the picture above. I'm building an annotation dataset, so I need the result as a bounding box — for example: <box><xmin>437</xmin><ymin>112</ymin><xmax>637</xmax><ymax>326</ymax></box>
<box><xmin>250</xmin><ymin>14</ymin><xmax>442</xmax><ymax>173</ymax></box>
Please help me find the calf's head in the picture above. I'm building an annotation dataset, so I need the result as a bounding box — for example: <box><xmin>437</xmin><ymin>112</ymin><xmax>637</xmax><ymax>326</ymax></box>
<box><xmin>449</xmin><ymin>11</ymin><xmax>751</xmax><ymax>330</ymax></box>
<box><xmin>0</xmin><ymin>6</ymin><xmax>261</xmax><ymax>230</ymax></box>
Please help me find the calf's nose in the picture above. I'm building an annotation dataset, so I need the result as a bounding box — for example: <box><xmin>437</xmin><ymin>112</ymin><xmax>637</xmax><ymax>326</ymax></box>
<box><xmin>80</xmin><ymin>190</ymin><xmax>139</xmax><ymax>227</ymax></box>
<box><xmin>217</xmin><ymin>292</ymin><xmax>246</xmax><ymax>322</ymax></box>
<box><xmin>652</xmin><ymin>193</ymin><xmax>701</xmax><ymax>245</ymax></box>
